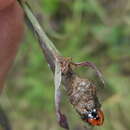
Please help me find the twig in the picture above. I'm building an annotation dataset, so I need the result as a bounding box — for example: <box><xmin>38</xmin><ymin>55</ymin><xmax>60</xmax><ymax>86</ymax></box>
<box><xmin>20</xmin><ymin>1</ymin><xmax>61</xmax><ymax>73</ymax></box>
<box><xmin>19</xmin><ymin>1</ymin><xmax>105</xmax><ymax>130</ymax></box>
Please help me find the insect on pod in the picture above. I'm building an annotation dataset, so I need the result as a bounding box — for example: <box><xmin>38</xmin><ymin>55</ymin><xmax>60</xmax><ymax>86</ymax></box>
<box><xmin>61</xmin><ymin>58</ymin><xmax>105</xmax><ymax>127</ymax></box>
<box><xmin>18</xmin><ymin>2</ymin><xmax>105</xmax><ymax>129</ymax></box>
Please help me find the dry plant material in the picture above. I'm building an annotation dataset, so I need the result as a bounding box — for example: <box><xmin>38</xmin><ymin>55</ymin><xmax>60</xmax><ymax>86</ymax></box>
<box><xmin>57</xmin><ymin>57</ymin><xmax>104</xmax><ymax>129</ymax></box>
<box><xmin>19</xmin><ymin>1</ymin><xmax>105</xmax><ymax>129</ymax></box>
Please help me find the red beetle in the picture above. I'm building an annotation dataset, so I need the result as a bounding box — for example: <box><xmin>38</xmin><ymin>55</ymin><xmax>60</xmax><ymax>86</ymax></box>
<box><xmin>81</xmin><ymin>109</ymin><xmax>104</xmax><ymax>126</ymax></box>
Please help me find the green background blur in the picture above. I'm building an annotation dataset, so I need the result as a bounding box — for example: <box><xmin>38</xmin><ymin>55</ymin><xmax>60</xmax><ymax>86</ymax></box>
<box><xmin>1</xmin><ymin>0</ymin><xmax>130</xmax><ymax>130</ymax></box>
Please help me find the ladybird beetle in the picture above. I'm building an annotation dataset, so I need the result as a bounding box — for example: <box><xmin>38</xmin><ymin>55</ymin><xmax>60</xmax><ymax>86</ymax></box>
<box><xmin>81</xmin><ymin>109</ymin><xmax>104</xmax><ymax>126</ymax></box>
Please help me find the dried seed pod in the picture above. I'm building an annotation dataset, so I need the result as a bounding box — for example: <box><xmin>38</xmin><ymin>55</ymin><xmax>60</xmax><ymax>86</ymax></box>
<box><xmin>61</xmin><ymin>58</ymin><xmax>104</xmax><ymax>126</ymax></box>
<box><xmin>20</xmin><ymin>2</ymin><xmax>104</xmax><ymax>128</ymax></box>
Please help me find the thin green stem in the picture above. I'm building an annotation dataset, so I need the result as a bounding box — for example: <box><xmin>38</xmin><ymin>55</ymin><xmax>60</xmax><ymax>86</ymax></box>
<box><xmin>20</xmin><ymin>1</ymin><xmax>61</xmax><ymax>72</ymax></box>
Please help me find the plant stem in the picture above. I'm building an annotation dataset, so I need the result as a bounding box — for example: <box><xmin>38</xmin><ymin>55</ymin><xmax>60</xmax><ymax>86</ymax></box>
<box><xmin>20</xmin><ymin>1</ymin><xmax>61</xmax><ymax>72</ymax></box>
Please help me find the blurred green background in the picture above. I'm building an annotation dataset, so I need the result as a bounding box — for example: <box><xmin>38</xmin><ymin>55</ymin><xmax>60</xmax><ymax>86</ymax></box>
<box><xmin>1</xmin><ymin>0</ymin><xmax>130</xmax><ymax>130</ymax></box>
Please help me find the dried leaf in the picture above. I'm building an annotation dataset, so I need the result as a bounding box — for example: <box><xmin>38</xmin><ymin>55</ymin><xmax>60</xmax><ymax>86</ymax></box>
<box><xmin>54</xmin><ymin>59</ymin><xmax>62</xmax><ymax>91</ymax></box>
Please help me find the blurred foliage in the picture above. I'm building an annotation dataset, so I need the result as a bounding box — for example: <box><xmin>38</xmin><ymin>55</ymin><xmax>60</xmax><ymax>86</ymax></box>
<box><xmin>1</xmin><ymin>0</ymin><xmax>130</xmax><ymax>129</ymax></box>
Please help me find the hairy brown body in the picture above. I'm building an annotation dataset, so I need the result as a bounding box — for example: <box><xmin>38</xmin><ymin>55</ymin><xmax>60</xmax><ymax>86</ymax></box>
<box><xmin>0</xmin><ymin>0</ymin><xmax>24</xmax><ymax>92</ymax></box>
